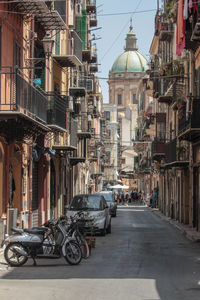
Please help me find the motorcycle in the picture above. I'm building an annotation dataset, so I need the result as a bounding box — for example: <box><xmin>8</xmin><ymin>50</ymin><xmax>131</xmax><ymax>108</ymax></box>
<box><xmin>3</xmin><ymin>216</ymin><xmax>82</xmax><ymax>267</ymax></box>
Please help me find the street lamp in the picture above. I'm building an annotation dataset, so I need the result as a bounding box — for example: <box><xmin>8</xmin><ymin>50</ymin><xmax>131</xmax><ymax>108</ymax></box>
<box><xmin>42</xmin><ymin>32</ymin><xmax>54</xmax><ymax>57</ymax></box>
<box><xmin>42</xmin><ymin>32</ymin><xmax>54</xmax><ymax>93</ymax></box>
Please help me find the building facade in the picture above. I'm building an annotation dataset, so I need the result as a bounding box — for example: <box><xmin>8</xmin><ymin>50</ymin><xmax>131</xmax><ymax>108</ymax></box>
<box><xmin>106</xmin><ymin>24</ymin><xmax>148</xmax><ymax>189</ymax></box>
<box><xmin>0</xmin><ymin>0</ymin><xmax>105</xmax><ymax>244</ymax></box>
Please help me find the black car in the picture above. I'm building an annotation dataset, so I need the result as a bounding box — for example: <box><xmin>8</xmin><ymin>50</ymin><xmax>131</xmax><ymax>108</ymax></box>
<box><xmin>97</xmin><ymin>191</ymin><xmax>117</xmax><ymax>217</ymax></box>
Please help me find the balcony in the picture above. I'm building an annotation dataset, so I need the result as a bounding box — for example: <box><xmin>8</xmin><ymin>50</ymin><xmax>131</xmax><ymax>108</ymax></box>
<box><xmin>157</xmin><ymin>61</ymin><xmax>185</xmax><ymax>104</ymax></box>
<box><xmin>13</xmin><ymin>1</ymin><xmax>67</xmax><ymax>31</ymax></box>
<box><xmin>159</xmin><ymin>22</ymin><xmax>173</xmax><ymax>41</ymax></box>
<box><xmin>0</xmin><ymin>69</ymin><xmax>49</xmax><ymax>142</ymax></box>
<box><xmin>90</xmin><ymin>14</ymin><xmax>97</xmax><ymax>27</ymax></box>
<box><xmin>69</xmin><ymin>83</ymin><xmax>86</xmax><ymax>98</ymax></box>
<box><xmin>53</xmin><ymin>31</ymin><xmax>82</xmax><ymax>67</ymax></box>
<box><xmin>164</xmin><ymin>138</ymin><xmax>189</xmax><ymax>168</ymax></box>
<box><xmin>77</xmin><ymin>116</ymin><xmax>92</xmax><ymax>139</ymax></box>
<box><xmin>82</xmin><ymin>48</ymin><xmax>91</xmax><ymax>62</ymax></box>
<box><xmin>90</xmin><ymin>51</ymin><xmax>97</xmax><ymax>64</ymax></box>
<box><xmin>155</xmin><ymin>12</ymin><xmax>173</xmax><ymax>41</ymax></box>
<box><xmin>47</xmin><ymin>93</ymin><xmax>66</xmax><ymax>131</ymax></box>
<box><xmin>178</xmin><ymin>99</ymin><xmax>200</xmax><ymax>141</ymax></box>
<box><xmin>86</xmin><ymin>0</ymin><xmax>96</xmax><ymax>13</ymax></box>
<box><xmin>191</xmin><ymin>5</ymin><xmax>200</xmax><ymax>41</ymax></box>
<box><xmin>89</xmin><ymin>64</ymin><xmax>98</xmax><ymax>73</ymax></box>
<box><xmin>152</xmin><ymin>140</ymin><xmax>166</xmax><ymax>161</ymax></box>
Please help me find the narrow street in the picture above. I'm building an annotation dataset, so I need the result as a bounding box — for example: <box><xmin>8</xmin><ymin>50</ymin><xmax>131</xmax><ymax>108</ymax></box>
<box><xmin>1</xmin><ymin>205</ymin><xmax>200</xmax><ymax>300</ymax></box>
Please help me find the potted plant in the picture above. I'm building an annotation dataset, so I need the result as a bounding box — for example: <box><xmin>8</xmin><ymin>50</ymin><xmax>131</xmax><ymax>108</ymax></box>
<box><xmin>165</xmin><ymin>0</ymin><xmax>178</xmax><ymax>23</ymax></box>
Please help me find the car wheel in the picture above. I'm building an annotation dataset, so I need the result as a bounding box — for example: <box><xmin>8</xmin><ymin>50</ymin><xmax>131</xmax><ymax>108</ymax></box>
<box><xmin>100</xmin><ymin>224</ymin><xmax>106</xmax><ymax>236</ymax></box>
<box><xmin>106</xmin><ymin>221</ymin><xmax>111</xmax><ymax>234</ymax></box>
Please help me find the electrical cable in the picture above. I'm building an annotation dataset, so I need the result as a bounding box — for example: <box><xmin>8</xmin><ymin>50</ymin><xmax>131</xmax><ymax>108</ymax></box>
<box><xmin>97</xmin><ymin>9</ymin><xmax>157</xmax><ymax>17</ymax></box>
<box><xmin>100</xmin><ymin>0</ymin><xmax>143</xmax><ymax>62</ymax></box>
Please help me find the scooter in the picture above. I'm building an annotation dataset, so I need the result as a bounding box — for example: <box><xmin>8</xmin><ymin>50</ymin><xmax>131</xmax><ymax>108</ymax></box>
<box><xmin>3</xmin><ymin>216</ymin><xmax>82</xmax><ymax>267</ymax></box>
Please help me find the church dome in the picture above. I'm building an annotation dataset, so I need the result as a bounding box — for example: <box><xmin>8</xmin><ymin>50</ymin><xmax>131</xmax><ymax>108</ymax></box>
<box><xmin>110</xmin><ymin>25</ymin><xmax>148</xmax><ymax>73</ymax></box>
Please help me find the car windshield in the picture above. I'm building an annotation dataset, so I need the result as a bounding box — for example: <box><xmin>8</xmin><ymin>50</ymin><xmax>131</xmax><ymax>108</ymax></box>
<box><xmin>70</xmin><ymin>195</ymin><xmax>102</xmax><ymax>211</ymax></box>
<box><xmin>100</xmin><ymin>193</ymin><xmax>113</xmax><ymax>202</ymax></box>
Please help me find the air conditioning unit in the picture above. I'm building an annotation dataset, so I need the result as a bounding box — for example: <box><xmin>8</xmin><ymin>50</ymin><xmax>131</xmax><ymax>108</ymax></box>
<box><xmin>78</xmin><ymin>79</ymin><xmax>86</xmax><ymax>88</ymax></box>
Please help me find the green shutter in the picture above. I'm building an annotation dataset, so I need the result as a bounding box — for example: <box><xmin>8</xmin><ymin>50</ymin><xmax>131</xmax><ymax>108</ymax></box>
<box><xmin>81</xmin><ymin>10</ymin><xmax>87</xmax><ymax>50</ymax></box>
<box><xmin>75</xmin><ymin>10</ymin><xmax>87</xmax><ymax>50</ymax></box>
<box><xmin>55</xmin><ymin>30</ymin><xmax>60</xmax><ymax>55</ymax></box>
<box><xmin>76</xmin><ymin>16</ymin><xmax>82</xmax><ymax>36</ymax></box>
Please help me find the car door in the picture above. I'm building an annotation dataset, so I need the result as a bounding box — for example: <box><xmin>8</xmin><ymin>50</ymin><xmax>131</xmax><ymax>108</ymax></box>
<box><xmin>102</xmin><ymin>196</ymin><xmax>110</xmax><ymax>227</ymax></box>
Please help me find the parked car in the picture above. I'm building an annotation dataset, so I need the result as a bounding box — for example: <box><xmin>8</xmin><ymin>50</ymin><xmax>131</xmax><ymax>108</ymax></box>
<box><xmin>66</xmin><ymin>194</ymin><xmax>111</xmax><ymax>236</ymax></box>
<box><xmin>96</xmin><ymin>191</ymin><xmax>117</xmax><ymax>217</ymax></box>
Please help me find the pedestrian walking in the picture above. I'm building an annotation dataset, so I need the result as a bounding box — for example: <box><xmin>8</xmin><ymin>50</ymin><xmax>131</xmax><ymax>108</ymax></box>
<box><xmin>125</xmin><ymin>192</ymin><xmax>129</xmax><ymax>206</ymax></box>
<box><xmin>121</xmin><ymin>192</ymin><xmax>125</xmax><ymax>205</ymax></box>
<box><xmin>152</xmin><ymin>188</ymin><xmax>158</xmax><ymax>208</ymax></box>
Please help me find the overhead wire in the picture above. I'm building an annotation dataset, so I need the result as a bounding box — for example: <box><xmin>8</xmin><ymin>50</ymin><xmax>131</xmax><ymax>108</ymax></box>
<box><xmin>97</xmin><ymin>9</ymin><xmax>157</xmax><ymax>17</ymax></box>
<box><xmin>100</xmin><ymin>0</ymin><xmax>143</xmax><ymax>63</ymax></box>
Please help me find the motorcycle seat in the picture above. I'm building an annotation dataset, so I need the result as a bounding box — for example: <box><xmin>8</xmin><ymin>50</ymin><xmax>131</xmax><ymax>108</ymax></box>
<box><xmin>11</xmin><ymin>227</ymin><xmax>24</xmax><ymax>234</ymax></box>
<box><xmin>24</xmin><ymin>228</ymin><xmax>48</xmax><ymax>235</ymax></box>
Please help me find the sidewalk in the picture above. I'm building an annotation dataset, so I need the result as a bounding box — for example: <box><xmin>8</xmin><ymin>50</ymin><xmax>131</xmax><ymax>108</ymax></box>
<box><xmin>152</xmin><ymin>208</ymin><xmax>200</xmax><ymax>242</ymax></box>
<box><xmin>0</xmin><ymin>246</ymin><xmax>8</xmax><ymax>271</ymax></box>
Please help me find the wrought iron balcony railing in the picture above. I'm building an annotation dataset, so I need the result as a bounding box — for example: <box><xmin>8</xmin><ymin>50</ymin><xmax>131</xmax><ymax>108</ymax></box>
<box><xmin>86</xmin><ymin>0</ymin><xmax>96</xmax><ymax>13</ymax></box>
<box><xmin>164</xmin><ymin>138</ymin><xmax>189</xmax><ymax>166</ymax></box>
<box><xmin>90</xmin><ymin>14</ymin><xmax>97</xmax><ymax>27</ymax></box>
<box><xmin>47</xmin><ymin>93</ymin><xmax>66</xmax><ymax>130</ymax></box>
<box><xmin>53</xmin><ymin>30</ymin><xmax>82</xmax><ymax>67</ymax></box>
<box><xmin>191</xmin><ymin>4</ymin><xmax>200</xmax><ymax>41</ymax></box>
<box><xmin>152</xmin><ymin>140</ymin><xmax>166</xmax><ymax>161</ymax></box>
<box><xmin>0</xmin><ymin>69</ymin><xmax>47</xmax><ymax>123</ymax></box>
<box><xmin>178</xmin><ymin>99</ymin><xmax>200</xmax><ymax>141</ymax></box>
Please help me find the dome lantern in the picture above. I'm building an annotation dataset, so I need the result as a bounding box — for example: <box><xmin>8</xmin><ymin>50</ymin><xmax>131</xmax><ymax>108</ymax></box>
<box><xmin>125</xmin><ymin>21</ymin><xmax>138</xmax><ymax>51</ymax></box>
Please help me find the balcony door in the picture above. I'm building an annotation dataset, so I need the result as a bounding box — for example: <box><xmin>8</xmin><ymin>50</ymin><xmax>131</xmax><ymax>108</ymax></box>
<box><xmin>13</xmin><ymin>40</ymin><xmax>20</xmax><ymax>68</ymax></box>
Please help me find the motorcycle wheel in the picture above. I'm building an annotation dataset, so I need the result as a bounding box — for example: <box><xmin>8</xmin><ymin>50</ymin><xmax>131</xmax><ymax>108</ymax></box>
<box><xmin>64</xmin><ymin>241</ymin><xmax>82</xmax><ymax>265</ymax></box>
<box><xmin>4</xmin><ymin>243</ymin><xmax>28</xmax><ymax>267</ymax></box>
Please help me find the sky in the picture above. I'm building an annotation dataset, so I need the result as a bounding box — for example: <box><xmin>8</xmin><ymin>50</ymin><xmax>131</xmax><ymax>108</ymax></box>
<box><xmin>95</xmin><ymin>0</ymin><xmax>158</xmax><ymax>103</ymax></box>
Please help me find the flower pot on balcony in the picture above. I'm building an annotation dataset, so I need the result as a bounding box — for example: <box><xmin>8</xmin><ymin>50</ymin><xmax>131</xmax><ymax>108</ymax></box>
<box><xmin>178</xmin><ymin>114</ymin><xmax>184</xmax><ymax>120</ymax></box>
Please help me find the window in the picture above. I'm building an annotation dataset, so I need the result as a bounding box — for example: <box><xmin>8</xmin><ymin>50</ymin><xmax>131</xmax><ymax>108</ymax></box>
<box><xmin>13</xmin><ymin>40</ymin><xmax>20</xmax><ymax>67</ymax></box>
<box><xmin>118</xmin><ymin>94</ymin><xmax>122</xmax><ymax>105</ymax></box>
<box><xmin>133</xmin><ymin>94</ymin><xmax>137</xmax><ymax>104</ymax></box>
<box><xmin>106</xmin><ymin>111</ymin><xmax>110</xmax><ymax>121</ymax></box>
